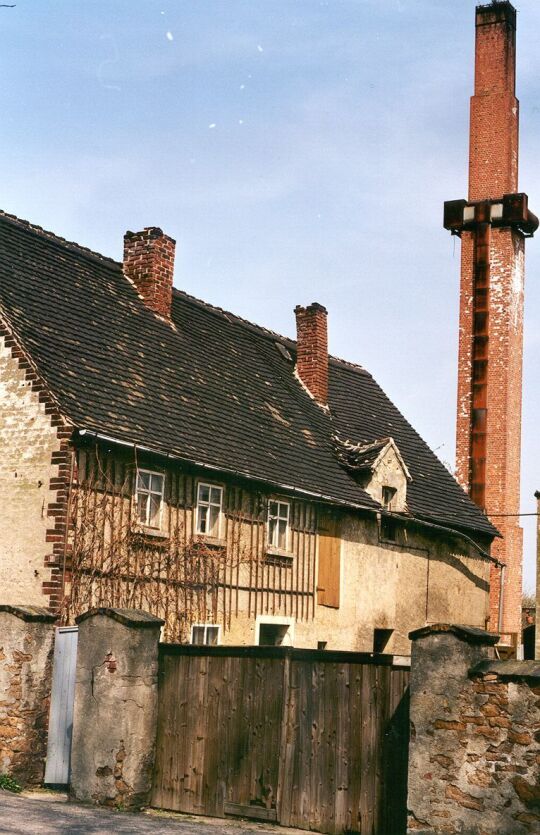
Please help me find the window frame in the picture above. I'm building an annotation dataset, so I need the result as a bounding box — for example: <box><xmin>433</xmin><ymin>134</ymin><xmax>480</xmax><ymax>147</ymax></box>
<box><xmin>382</xmin><ymin>485</ymin><xmax>397</xmax><ymax>511</ymax></box>
<box><xmin>195</xmin><ymin>481</ymin><xmax>224</xmax><ymax>540</ymax></box>
<box><xmin>135</xmin><ymin>468</ymin><xmax>165</xmax><ymax>530</ymax></box>
<box><xmin>255</xmin><ymin>615</ymin><xmax>295</xmax><ymax>646</ymax></box>
<box><xmin>190</xmin><ymin>623</ymin><xmax>221</xmax><ymax>646</ymax></box>
<box><xmin>267</xmin><ymin>499</ymin><xmax>291</xmax><ymax>553</ymax></box>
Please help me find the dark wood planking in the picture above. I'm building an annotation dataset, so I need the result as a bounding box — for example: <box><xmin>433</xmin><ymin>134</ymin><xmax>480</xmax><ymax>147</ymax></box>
<box><xmin>152</xmin><ymin>646</ymin><xmax>410</xmax><ymax>835</ymax></box>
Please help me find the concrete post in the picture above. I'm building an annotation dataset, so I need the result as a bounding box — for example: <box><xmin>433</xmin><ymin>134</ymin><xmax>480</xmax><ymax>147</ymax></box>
<box><xmin>407</xmin><ymin>623</ymin><xmax>499</xmax><ymax>835</ymax></box>
<box><xmin>70</xmin><ymin>608</ymin><xmax>163</xmax><ymax>809</ymax></box>
<box><xmin>0</xmin><ymin>605</ymin><xmax>56</xmax><ymax>787</ymax></box>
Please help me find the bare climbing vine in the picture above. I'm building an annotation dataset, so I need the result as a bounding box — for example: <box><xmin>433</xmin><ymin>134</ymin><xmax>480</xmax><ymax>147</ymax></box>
<box><xmin>62</xmin><ymin>445</ymin><xmax>252</xmax><ymax>642</ymax></box>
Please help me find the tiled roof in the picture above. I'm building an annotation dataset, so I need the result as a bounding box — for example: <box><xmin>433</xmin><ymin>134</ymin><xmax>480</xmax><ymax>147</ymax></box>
<box><xmin>0</xmin><ymin>211</ymin><xmax>497</xmax><ymax>539</ymax></box>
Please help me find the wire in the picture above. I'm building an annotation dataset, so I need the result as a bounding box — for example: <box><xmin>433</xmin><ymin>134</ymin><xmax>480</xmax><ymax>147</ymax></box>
<box><xmin>487</xmin><ymin>512</ymin><xmax>540</xmax><ymax>518</ymax></box>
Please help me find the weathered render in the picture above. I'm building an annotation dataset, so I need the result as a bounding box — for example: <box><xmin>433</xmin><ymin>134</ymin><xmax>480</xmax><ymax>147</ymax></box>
<box><xmin>70</xmin><ymin>608</ymin><xmax>162</xmax><ymax>809</ymax></box>
<box><xmin>407</xmin><ymin>624</ymin><xmax>540</xmax><ymax>834</ymax></box>
<box><xmin>0</xmin><ymin>337</ymin><xmax>62</xmax><ymax>607</ymax></box>
<box><xmin>0</xmin><ymin>606</ymin><xmax>56</xmax><ymax>786</ymax></box>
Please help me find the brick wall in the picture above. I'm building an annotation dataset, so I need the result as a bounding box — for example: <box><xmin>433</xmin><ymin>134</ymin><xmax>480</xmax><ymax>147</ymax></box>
<box><xmin>123</xmin><ymin>227</ymin><xmax>176</xmax><ymax>321</ymax></box>
<box><xmin>0</xmin><ymin>329</ymin><xmax>73</xmax><ymax>611</ymax></box>
<box><xmin>408</xmin><ymin>624</ymin><xmax>540</xmax><ymax>834</ymax></box>
<box><xmin>455</xmin><ymin>2</ymin><xmax>526</xmax><ymax>639</ymax></box>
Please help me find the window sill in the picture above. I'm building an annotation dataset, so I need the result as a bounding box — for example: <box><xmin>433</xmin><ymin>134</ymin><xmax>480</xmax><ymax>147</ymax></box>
<box><xmin>264</xmin><ymin>548</ymin><xmax>293</xmax><ymax>567</ymax></box>
<box><xmin>131</xmin><ymin>526</ymin><xmax>169</xmax><ymax>541</ymax></box>
<box><xmin>194</xmin><ymin>534</ymin><xmax>227</xmax><ymax>549</ymax></box>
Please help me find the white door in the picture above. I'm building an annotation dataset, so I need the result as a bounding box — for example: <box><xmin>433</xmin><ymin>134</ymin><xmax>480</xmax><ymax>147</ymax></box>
<box><xmin>44</xmin><ymin>626</ymin><xmax>78</xmax><ymax>786</ymax></box>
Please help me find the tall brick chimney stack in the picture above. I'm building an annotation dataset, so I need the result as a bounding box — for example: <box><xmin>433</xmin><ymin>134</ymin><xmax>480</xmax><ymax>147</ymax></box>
<box><xmin>444</xmin><ymin>2</ymin><xmax>538</xmax><ymax>645</ymax></box>
<box><xmin>294</xmin><ymin>303</ymin><xmax>329</xmax><ymax>406</ymax></box>
<box><xmin>123</xmin><ymin>227</ymin><xmax>176</xmax><ymax>320</ymax></box>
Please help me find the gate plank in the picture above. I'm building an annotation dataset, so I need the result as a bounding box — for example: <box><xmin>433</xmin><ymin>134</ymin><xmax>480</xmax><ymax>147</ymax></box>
<box><xmin>152</xmin><ymin>647</ymin><xmax>410</xmax><ymax>835</ymax></box>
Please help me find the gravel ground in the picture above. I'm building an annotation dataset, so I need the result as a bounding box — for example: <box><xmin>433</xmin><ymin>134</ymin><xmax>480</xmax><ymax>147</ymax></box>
<box><xmin>0</xmin><ymin>792</ymin><xmax>300</xmax><ymax>835</ymax></box>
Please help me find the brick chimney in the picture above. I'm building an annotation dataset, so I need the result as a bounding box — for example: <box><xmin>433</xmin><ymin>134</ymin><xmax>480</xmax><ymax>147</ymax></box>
<box><xmin>294</xmin><ymin>303</ymin><xmax>328</xmax><ymax>406</ymax></box>
<box><xmin>469</xmin><ymin>1</ymin><xmax>518</xmax><ymax>201</ymax></box>
<box><xmin>123</xmin><ymin>227</ymin><xmax>176</xmax><ymax>320</ymax></box>
<box><xmin>445</xmin><ymin>2</ymin><xmax>537</xmax><ymax>641</ymax></box>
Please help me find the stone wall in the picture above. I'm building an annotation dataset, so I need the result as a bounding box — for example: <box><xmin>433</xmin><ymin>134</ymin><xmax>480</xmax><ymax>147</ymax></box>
<box><xmin>407</xmin><ymin>623</ymin><xmax>540</xmax><ymax>835</ymax></box>
<box><xmin>70</xmin><ymin>608</ymin><xmax>163</xmax><ymax>809</ymax></box>
<box><xmin>0</xmin><ymin>606</ymin><xmax>56</xmax><ymax>786</ymax></box>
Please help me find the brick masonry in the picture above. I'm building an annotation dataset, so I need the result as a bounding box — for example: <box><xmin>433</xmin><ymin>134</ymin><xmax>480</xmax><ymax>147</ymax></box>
<box><xmin>455</xmin><ymin>3</ymin><xmax>526</xmax><ymax>639</ymax></box>
<box><xmin>123</xmin><ymin>227</ymin><xmax>176</xmax><ymax>321</ymax></box>
<box><xmin>0</xmin><ymin>326</ymin><xmax>74</xmax><ymax>612</ymax></box>
<box><xmin>294</xmin><ymin>303</ymin><xmax>328</xmax><ymax>406</ymax></box>
<box><xmin>407</xmin><ymin>624</ymin><xmax>540</xmax><ymax>834</ymax></box>
<box><xmin>0</xmin><ymin>606</ymin><xmax>56</xmax><ymax>787</ymax></box>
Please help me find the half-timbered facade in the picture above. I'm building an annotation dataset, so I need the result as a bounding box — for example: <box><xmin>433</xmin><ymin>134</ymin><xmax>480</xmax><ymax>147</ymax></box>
<box><xmin>0</xmin><ymin>211</ymin><xmax>498</xmax><ymax>652</ymax></box>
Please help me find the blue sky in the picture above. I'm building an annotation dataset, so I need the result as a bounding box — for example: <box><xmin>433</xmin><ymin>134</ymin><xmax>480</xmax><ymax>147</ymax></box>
<box><xmin>2</xmin><ymin>0</ymin><xmax>540</xmax><ymax>589</ymax></box>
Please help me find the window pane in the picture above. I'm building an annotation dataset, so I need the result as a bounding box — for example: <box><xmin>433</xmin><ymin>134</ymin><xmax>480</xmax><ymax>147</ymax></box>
<box><xmin>137</xmin><ymin>471</ymin><xmax>150</xmax><ymax>490</ymax></box>
<box><xmin>148</xmin><ymin>493</ymin><xmax>161</xmax><ymax>527</ymax></box>
<box><xmin>206</xmin><ymin>626</ymin><xmax>219</xmax><ymax>646</ymax></box>
<box><xmin>278</xmin><ymin>503</ymin><xmax>289</xmax><ymax>521</ymax></box>
<box><xmin>137</xmin><ymin>493</ymin><xmax>149</xmax><ymax>525</ymax></box>
<box><xmin>278</xmin><ymin>519</ymin><xmax>287</xmax><ymax>550</ymax></box>
<box><xmin>197</xmin><ymin>505</ymin><xmax>208</xmax><ymax>534</ymax></box>
<box><xmin>208</xmin><ymin>505</ymin><xmax>220</xmax><ymax>537</ymax></box>
<box><xmin>198</xmin><ymin>484</ymin><xmax>210</xmax><ymax>503</ymax></box>
<box><xmin>192</xmin><ymin>626</ymin><xmax>205</xmax><ymax>645</ymax></box>
<box><xmin>150</xmin><ymin>473</ymin><xmax>164</xmax><ymax>494</ymax></box>
<box><xmin>210</xmin><ymin>487</ymin><xmax>222</xmax><ymax>506</ymax></box>
<box><xmin>268</xmin><ymin>517</ymin><xmax>277</xmax><ymax>546</ymax></box>
<box><xmin>269</xmin><ymin>501</ymin><xmax>278</xmax><ymax>519</ymax></box>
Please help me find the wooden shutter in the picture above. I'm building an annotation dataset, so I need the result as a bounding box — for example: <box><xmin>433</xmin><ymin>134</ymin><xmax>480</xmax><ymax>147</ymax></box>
<box><xmin>317</xmin><ymin>510</ymin><xmax>341</xmax><ymax>608</ymax></box>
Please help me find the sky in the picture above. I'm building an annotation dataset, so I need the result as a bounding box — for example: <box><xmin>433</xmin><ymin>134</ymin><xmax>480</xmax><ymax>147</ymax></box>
<box><xmin>1</xmin><ymin>0</ymin><xmax>540</xmax><ymax>590</ymax></box>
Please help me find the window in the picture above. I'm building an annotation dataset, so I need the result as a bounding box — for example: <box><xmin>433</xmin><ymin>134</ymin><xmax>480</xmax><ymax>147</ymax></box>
<box><xmin>191</xmin><ymin>624</ymin><xmax>221</xmax><ymax>645</ymax></box>
<box><xmin>256</xmin><ymin>616</ymin><xmax>294</xmax><ymax>646</ymax></box>
<box><xmin>382</xmin><ymin>485</ymin><xmax>397</xmax><ymax>510</ymax></box>
<box><xmin>136</xmin><ymin>469</ymin><xmax>164</xmax><ymax>528</ymax></box>
<box><xmin>381</xmin><ymin>485</ymin><xmax>398</xmax><ymax>541</ymax></box>
<box><xmin>381</xmin><ymin>516</ymin><xmax>398</xmax><ymax>542</ymax></box>
<box><xmin>267</xmin><ymin>500</ymin><xmax>290</xmax><ymax>551</ymax></box>
<box><xmin>196</xmin><ymin>483</ymin><xmax>223</xmax><ymax>538</ymax></box>
<box><xmin>373</xmin><ymin>628</ymin><xmax>393</xmax><ymax>654</ymax></box>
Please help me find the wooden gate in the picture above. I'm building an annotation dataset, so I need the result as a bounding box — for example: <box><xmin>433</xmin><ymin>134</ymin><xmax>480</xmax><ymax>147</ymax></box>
<box><xmin>152</xmin><ymin>646</ymin><xmax>409</xmax><ymax>835</ymax></box>
<box><xmin>44</xmin><ymin>626</ymin><xmax>79</xmax><ymax>786</ymax></box>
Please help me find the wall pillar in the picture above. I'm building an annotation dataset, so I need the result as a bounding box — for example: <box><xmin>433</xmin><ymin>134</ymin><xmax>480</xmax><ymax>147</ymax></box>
<box><xmin>70</xmin><ymin>608</ymin><xmax>163</xmax><ymax>809</ymax></box>
<box><xmin>407</xmin><ymin>623</ymin><xmax>498</xmax><ymax>835</ymax></box>
<box><xmin>0</xmin><ymin>605</ymin><xmax>56</xmax><ymax>786</ymax></box>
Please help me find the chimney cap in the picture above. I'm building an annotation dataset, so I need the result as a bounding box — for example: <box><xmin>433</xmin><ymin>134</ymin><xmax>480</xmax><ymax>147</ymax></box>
<box><xmin>476</xmin><ymin>2</ymin><xmax>516</xmax><ymax>29</ymax></box>
<box><xmin>294</xmin><ymin>302</ymin><xmax>328</xmax><ymax>315</ymax></box>
<box><xmin>125</xmin><ymin>227</ymin><xmax>175</xmax><ymax>243</ymax></box>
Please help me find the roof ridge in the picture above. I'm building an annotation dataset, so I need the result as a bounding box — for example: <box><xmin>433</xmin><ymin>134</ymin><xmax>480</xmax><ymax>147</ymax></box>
<box><xmin>172</xmin><ymin>287</ymin><xmax>369</xmax><ymax>373</ymax></box>
<box><xmin>0</xmin><ymin>210</ymin><xmax>121</xmax><ymax>271</ymax></box>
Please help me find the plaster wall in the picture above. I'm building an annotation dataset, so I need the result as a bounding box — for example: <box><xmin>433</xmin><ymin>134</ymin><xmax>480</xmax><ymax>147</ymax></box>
<box><xmin>224</xmin><ymin>513</ymin><xmax>490</xmax><ymax>655</ymax></box>
<box><xmin>0</xmin><ymin>609</ymin><xmax>55</xmax><ymax>786</ymax></box>
<box><xmin>70</xmin><ymin>611</ymin><xmax>162</xmax><ymax>809</ymax></box>
<box><xmin>363</xmin><ymin>443</ymin><xmax>408</xmax><ymax>511</ymax></box>
<box><xmin>0</xmin><ymin>338</ymin><xmax>59</xmax><ymax>606</ymax></box>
